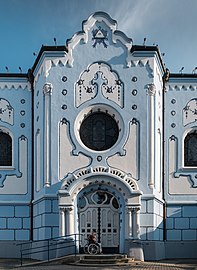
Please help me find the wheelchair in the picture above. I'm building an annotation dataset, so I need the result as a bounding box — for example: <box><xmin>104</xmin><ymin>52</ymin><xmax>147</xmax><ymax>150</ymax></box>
<box><xmin>83</xmin><ymin>239</ymin><xmax>102</xmax><ymax>254</ymax></box>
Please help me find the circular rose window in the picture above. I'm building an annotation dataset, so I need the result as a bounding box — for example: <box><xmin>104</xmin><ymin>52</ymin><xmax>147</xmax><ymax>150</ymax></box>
<box><xmin>79</xmin><ymin>112</ymin><xmax>119</xmax><ymax>151</ymax></box>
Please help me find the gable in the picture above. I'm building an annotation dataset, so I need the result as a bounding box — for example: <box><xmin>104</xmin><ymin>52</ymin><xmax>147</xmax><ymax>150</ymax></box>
<box><xmin>66</xmin><ymin>11</ymin><xmax>133</xmax><ymax>67</ymax></box>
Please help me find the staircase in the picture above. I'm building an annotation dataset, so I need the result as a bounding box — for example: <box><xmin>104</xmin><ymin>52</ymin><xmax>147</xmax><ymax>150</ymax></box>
<box><xmin>70</xmin><ymin>254</ymin><xmax>135</xmax><ymax>266</ymax></box>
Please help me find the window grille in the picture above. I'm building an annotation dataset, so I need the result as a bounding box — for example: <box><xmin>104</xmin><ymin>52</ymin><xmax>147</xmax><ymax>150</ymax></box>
<box><xmin>79</xmin><ymin>112</ymin><xmax>119</xmax><ymax>151</ymax></box>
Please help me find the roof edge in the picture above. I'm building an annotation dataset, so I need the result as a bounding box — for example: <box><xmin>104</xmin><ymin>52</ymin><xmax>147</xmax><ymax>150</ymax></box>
<box><xmin>31</xmin><ymin>45</ymin><xmax>68</xmax><ymax>73</ymax></box>
<box><xmin>0</xmin><ymin>73</ymin><xmax>28</xmax><ymax>78</ymax></box>
<box><xmin>169</xmin><ymin>73</ymin><xmax>197</xmax><ymax>78</ymax></box>
<box><xmin>131</xmin><ymin>45</ymin><xmax>166</xmax><ymax>73</ymax></box>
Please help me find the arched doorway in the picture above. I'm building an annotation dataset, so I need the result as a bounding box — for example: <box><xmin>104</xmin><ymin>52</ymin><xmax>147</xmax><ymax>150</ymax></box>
<box><xmin>78</xmin><ymin>187</ymin><xmax>120</xmax><ymax>253</ymax></box>
<box><xmin>59</xmin><ymin>166</ymin><xmax>142</xmax><ymax>255</ymax></box>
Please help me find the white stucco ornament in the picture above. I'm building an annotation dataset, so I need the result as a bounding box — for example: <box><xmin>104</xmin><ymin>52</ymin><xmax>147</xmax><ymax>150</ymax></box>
<box><xmin>66</xmin><ymin>11</ymin><xmax>133</xmax><ymax>67</ymax></box>
<box><xmin>0</xmin><ymin>98</ymin><xmax>13</xmax><ymax>125</ymax></box>
<box><xmin>147</xmin><ymin>83</ymin><xmax>156</xmax><ymax>96</ymax></box>
<box><xmin>43</xmin><ymin>83</ymin><xmax>53</xmax><ymax>95</ymax></box>
<box><xmin>183</xmin><ymin>99</ymin><xmax>197</xmax><ymax>126</ymax></box>
<box><xmin>75</xmin><ymin>62</ymin><xmax>124</xmax><ymax>107</ymax></box>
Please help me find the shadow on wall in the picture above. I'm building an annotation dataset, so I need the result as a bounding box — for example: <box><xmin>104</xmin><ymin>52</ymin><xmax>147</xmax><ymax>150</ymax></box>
<box><xmin>140</xmin><ymin>205</ymin><xmax>197</xmax><ymax>260</ymax></box>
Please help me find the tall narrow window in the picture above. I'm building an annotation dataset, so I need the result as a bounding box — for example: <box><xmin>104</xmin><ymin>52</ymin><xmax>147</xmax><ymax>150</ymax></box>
<box><xmin>0</xmin><ymin>132</ymin><xmax>12</xmax><ymax>166</ymax></box>
<box><xmin>184</xmin><ymin>131</ymin><xmax>197</xmax><ymax>166</ymax></box>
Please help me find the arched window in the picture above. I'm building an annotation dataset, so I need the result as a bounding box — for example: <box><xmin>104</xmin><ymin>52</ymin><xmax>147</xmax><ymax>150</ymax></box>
<box><xmin>0</xmin><ymin>132</ymin><xmax>12</xmax><ymax>166</ymax></box>
<box><xmin>184</xmin><ymin>131</ymin><xmax>197</xmax><ymax>166</ymax></box>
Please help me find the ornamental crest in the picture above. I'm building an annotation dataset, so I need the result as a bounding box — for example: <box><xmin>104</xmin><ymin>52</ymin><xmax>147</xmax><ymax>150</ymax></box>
<box><xmin>0</xmin><ymin>98</ymin><xmax>13</xmax><ymax>125</ymax></box>
<box><xmin>92</xmin><ymin>26</ymin><xmax>108</xmax><ymax>48</ymax></box>
<box><xmin>183</xmin><ymin>99</ymin><xmax>197</xmax><ymax>126</ymax></box>
<box><xmin>75</xmin><ymin>62</ymin><xmax>124</xmax><ymax>108</ymax></box>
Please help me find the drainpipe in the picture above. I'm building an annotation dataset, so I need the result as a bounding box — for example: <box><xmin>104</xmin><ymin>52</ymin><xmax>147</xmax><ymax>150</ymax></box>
<box><xmin>28</xmin><ymin>69</ymin><xmax>34</xmax><ymax>241</ymax></box>
<box><xmin>162</xmin><ymin>68</ymin><xmax>169</xmax><ymax>241</ymax></box>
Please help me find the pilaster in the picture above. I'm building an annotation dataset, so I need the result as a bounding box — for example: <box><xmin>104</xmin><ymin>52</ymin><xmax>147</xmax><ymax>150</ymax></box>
<box><xmin>43</xmin><ymin>83</ymin><xmax>53</xmax><ymax>187</ymax></box>
<box><xmin>147</xmin><ymin>83</ymin><xmax>156</xmax><ymax>189</ymax></box>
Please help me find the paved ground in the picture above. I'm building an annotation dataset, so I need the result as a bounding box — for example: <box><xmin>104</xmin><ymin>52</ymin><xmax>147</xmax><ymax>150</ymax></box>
<box><xmin>0</xmin><ymin>258</ymin><xmax>196</xmax><ymax>270</ymax></box>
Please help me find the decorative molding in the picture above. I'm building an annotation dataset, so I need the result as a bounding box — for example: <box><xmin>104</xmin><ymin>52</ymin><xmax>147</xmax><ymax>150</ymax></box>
<box><xmin>130</xmin><ymin>119</ymin><xmax>140</xmax><ymax>180</ymax></box>
<box><xmin>174</xmin><ymin>172</ymin><xmax>197</xmax><ymax>188</ymax></box>
<box><xmin>147</xmin><ymin>83</ymin><xmax>156</xmax><ymax>96</ymax></box>
<box><xmin>43</xmin><ymin>83</ymin><xmax>53</xmax><ymax>95</ymax></box>
<box><xmin>169</xmin><ymin>85</ymin><xmax>197</xmax><ymax>91</ymax></box>
<box><xmin>107</xmin><ymin>118</ymin><xmax>140</xmax><ymax>180</ymax></box>
<box><xmin>147</xmin><ymin>84</ymin><xmax>156</xmax><ymax>189</ymax></box>
<box><xmin>51</xmin><ymin>58</ymin><xmax>67</xmax><ymax>68</ymax></box>
<box><xmin>183</xmin><ymin>99</ymin><xmax>197</xmax><ymax>126</ymax></box>
<box><xmin>61</xmin><ymin>166</ymin><xmax>139</xmax><ymax>194</ymax></box>
<box><xmin>130</xmin><ymin>59</ymin><xmax>154</xmax><ymax>78</ymax></box>
<box><xmin>66</xmin><ymin>12</ymin><xmax>132</xmax><ymax>67</ymax></box>
<box><xmin>171</xmin><ymin>98</ymin><xmax>176</xmax><ymax>104</ymax></box>
<box><xmin>59</xmin><ymin>119</ymin><xmax>90</xmax><ymax>180</ymax></box>
<box><xmin>0</xmin><ymin>136</ymin><xmax>27</xmax><ymax>192</ymax></box>
<box><xmin>33</xmin><ymin>12</ymin><xmax>133</xmax><ymax>79</ymax></box>
<box><xmin>0</xmin><ymin>81</ymin><xmax>29</xmax><ymax>90</ymax></box>
<box><xmin>33</xmin><ymin>50</ymin><xmax>67</xmax><ymax>82</ymax></box>
<box><xmin>131</xmin><ymin>59</ymin><xmax>148</xmax><ymax>67</ymax></box>
<box><xmin>75</xmin><ymin>62</ymin><xmax>124</xmax><ymax>108</ymax></box>
<box><xmin>169</xmin><ymin>135</ymin><xmax>176</xmax><ymax>141</ymax></box>
<box><xmin>156</xmin><ymin>65</ymin><xmax>163</xmax><ymax>84</ymax></box>
<box><xmin>43</xmin><ymin>83</ymin><xmax>52</xmax><ymax>187</ymax></box>
<box><xmin>0</xmin><ymin>170</ymin><xmax>21</xmax><ymax>188</ymax></box>
<box><xmin>168</xmin><ymin>135</ymin><xmax>197</xmax><ymax>191</ymax></box>
<box><xmin>92</xmin><ymin>26</ymin><xmax>108</xmax><ymax>48</ymax></box>
<box><xmin>0</xmin><ymin>98</ymin><xmax>14</xmax><ymax>125</ymax></box>
<box><xmin>36</xmin><ymin>129</ymin><xmax>41</xmax><ymax>192</ymax></box>
<box><xmin>73</xmin><ymin>104</ymin><xmax>125</xmax><ymax>158</ymax></box>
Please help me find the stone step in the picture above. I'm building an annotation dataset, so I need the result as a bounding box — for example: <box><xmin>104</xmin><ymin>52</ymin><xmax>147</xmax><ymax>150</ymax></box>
<box><xmin>77</xmin><ymin>254</ymin><xmax>135</xmax><ymax>265</ymax></box>
<box><xmin>83</xmin><ymin>254</ymin><xmax>128</xmax><ymax>260</ymax></box>
<box><xmin>79</xmin><ymin>259</ymin><xmax>130</xmax><ymax>264</ymax></box>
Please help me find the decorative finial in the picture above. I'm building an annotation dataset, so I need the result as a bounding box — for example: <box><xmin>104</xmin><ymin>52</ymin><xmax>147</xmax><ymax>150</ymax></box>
<box><xmin>179</xmin><ymin>67</ymin><xmax>184</xmax><ymax>74</ymax></box>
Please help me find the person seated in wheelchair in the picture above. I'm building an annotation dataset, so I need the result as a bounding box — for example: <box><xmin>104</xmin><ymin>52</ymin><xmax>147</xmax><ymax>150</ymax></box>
<box><xmin>88</xmin><ymin>229</ymin><xmax>97</xmax><ymax>245</ymax></box>
<box><xmin>87</xmin><ymin>230</ymin><xmax>102</xmax><ymax>254</ymax></box>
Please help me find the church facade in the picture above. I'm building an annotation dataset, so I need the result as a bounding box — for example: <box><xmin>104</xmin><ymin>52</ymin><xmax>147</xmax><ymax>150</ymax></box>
<box><xmin>0</xmin><ymin>12</ymin><xmax>196</xmax><ymax>260</ymax></box>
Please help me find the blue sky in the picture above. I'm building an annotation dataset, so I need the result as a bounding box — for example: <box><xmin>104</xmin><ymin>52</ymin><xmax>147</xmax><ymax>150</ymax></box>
<box><xmin>0</xmin><ymin>0</ymin><xmax>196</xmax><ymax>73</ymax></box>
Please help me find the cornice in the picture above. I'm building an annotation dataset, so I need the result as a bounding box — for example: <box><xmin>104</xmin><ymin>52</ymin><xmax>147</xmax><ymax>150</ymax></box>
<box><xmin>31</xmin><ymin>45</ymin><xmax>67</xmax><ymax>74</ymax></box>
<box><xmin>32</xmin><ymin>48</ymin><xmax>67</xmax><ymax>81</ymax></box>
<box><xmin>170</xmin><ymin>73</ymin><xmax>197</xmax><ymax>79</ymax></box>
<box><xmin>168</xmin><ymin>74</ymin><xmax>197</xmax><ymax>86</ymax></box>
<box><xmin>0</xmin><ymin>75</ymin><xmax>30</xmax><ymax>90</ymax></box>
<box><xmin>168</xmin><ymin>84</ymin><xmax>197</xmax><ymax>91</ymax></box>
<box><xmin>131</xmin><ymin>47</ymin><xmax>166</xmax><ymax>76</ymax></box>
<box><xmin>0</xmin><ymin>73</ymin><xmax>28</xmax><ymax>78</ymax></box>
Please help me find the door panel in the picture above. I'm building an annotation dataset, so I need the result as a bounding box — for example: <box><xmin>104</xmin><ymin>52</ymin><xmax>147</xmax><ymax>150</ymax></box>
<box><xmin>78</xmin><ymin>190</ymin><xmax>120</xmax><ymax>251</ymax></box>
<box><xmin>100</xmin><ymin>207</ymin><xmax>119</xmax><ymax>247</ymax></box>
